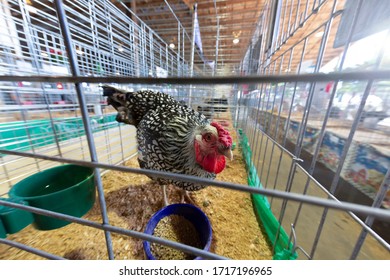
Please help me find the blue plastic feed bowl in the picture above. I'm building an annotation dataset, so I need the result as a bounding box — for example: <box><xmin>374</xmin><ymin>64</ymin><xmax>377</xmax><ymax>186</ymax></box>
<box><xmin>8</xmin><ymin>164</ymin><xmax>96</xmax><ymax>231</ymax></box>
<box><xmin>143</xmin><ymin>203</ymin><xmax>212</xmax><ymax>260</ymax></box>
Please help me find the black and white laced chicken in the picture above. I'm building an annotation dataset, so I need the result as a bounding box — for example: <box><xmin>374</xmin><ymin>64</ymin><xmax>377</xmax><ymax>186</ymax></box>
<box><xmin>103</xmin><ymin>86</ymin><xmax>233</xmax><ymax>206</ymax></box>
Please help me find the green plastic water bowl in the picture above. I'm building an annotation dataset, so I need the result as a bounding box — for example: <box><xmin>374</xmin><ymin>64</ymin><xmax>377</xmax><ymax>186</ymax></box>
<box><xmin>9</xmin><ymin>164</ymin><xmax>96</xmax><ymax>231</ymax></box>
<box><xmin>0</xmin><ymin>198</ymin><xmax>34</xmax><ymax>235</ymax></box>
<box><xmin>0</xmin><ymin>219</ymin><xmax>6</xmax><ymax>238</ymax></box>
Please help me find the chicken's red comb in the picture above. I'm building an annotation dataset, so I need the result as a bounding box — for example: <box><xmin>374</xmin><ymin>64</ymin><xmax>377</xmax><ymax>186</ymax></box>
<box><xmin>211</xmin><ymin>122</ymin><xmax>232</xmax><ymax>147</ymax></box>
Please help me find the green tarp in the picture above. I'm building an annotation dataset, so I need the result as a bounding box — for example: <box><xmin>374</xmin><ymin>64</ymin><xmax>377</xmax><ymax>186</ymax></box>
<box><xmin>238</xmin><ymin>129</ymin><xmax>297</xmax><ymax>260</ymax></box>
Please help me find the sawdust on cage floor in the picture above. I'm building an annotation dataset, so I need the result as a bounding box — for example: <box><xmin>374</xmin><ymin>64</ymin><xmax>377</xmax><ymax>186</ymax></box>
<box><xmin>0</xmin><ymin>130</ymin><xmax>273</xmax><ymax>260</ymax></box>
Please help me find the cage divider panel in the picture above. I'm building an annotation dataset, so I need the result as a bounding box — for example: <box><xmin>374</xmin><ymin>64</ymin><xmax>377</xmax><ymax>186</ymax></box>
<box><xmin>238</xmin><ymin>129</ymin><xmax>297</xmax><ymax>260</ymax></box>
<box><xmin>0</xmin><ymin>114</ymin><xmax>118</xmax><ymax>152</ymax></box>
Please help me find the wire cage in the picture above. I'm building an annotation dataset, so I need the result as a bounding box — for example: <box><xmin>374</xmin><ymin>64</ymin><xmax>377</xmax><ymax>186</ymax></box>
<box><xmin>0</xmin><ymin>0</ymin><xmax>389</xmax><ymax>260</ymax></box>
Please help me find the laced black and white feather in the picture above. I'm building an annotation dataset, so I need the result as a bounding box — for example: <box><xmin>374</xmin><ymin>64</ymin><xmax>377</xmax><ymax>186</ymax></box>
<box><xmin>103</xmin><ymin>86</ymin><xmax>215</xmax><ymax>191</ymax></box>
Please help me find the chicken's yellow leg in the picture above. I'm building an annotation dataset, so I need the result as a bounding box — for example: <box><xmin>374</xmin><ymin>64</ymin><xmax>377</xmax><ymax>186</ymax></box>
<box><xmin>162</xmin><ymin>185</ymin><xmax>169</xmax><ymax>206</ymax></box>
<box><xmin>180</xmin><ymin>190</ymin><xmax>195</xmax><ymax>204</ymax></box>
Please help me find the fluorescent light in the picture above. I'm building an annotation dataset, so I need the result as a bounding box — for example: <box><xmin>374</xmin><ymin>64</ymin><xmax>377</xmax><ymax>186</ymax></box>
<box><xmin>233</xmin><ymin>38</ymin><xmax>240</xmax><ymax>44</ymax></box>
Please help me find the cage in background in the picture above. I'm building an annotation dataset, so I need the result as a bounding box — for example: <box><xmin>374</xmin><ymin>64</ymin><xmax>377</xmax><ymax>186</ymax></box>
<box><xmin>0</xmin><ymin>0</ymin><xmax>192</xmax><ymax>192</ymax></box>
<box><xmin>0</xmin><ymin>0</ymin><xmax>389</xmax><ymax>260</ymax></box>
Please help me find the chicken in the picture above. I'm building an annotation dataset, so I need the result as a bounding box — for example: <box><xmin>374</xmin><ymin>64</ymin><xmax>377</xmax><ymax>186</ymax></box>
<box><xmin>102</xmin><ymin>86</ymin><xmax>233</xmax><ymax>206</ymax></box>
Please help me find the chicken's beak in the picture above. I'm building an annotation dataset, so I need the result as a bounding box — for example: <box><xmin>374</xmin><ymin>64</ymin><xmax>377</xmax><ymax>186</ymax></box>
<box><xmin>220</xmin><ymin>147</ymin><xmax>233</xmax><ymax>161</ymax></box>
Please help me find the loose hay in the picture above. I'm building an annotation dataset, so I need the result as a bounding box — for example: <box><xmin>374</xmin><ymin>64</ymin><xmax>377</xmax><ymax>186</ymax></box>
<box><xmin>0</xmin><ymin>125</ymin><xmax>273</xmax><ymax>260</ymax></box>
<box><xmin>150</xmin><ymin>215</ymin><xmax>202</xmax><ymax>260</ymax></box>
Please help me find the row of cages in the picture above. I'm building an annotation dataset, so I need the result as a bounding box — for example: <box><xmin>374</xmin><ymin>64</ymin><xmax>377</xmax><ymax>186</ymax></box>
<box><xmin>242</xmin><ymin>80</ymin><xmax>390</xmax><ymax>131</ymax></box>
<box><xmin>0</xmin><ymin>0</ymin><xmax>190</xmax><ymax>79</ymax></box>
<box><xmin>234</xmin><ymin>78</ymin><xmax>390</xmax><ymax>259</ymax></box>
<box><xmin>239</xmin><ymin>79</ymin><xmax>390</xmax><ymax>206</ymax></box>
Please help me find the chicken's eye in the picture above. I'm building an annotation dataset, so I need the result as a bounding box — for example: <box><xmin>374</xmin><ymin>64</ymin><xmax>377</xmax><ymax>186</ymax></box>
<box><xmin>204</xmin><ymin>133</ymin><xmax>212</xmax><ymax>142</ymax></box>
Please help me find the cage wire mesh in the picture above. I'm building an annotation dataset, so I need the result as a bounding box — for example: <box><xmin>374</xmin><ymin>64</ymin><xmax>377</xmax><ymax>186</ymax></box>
<box><xmin>0</xmin><ymin>0</ymin><xmax>389</xmax><ymax>260</ymax></box>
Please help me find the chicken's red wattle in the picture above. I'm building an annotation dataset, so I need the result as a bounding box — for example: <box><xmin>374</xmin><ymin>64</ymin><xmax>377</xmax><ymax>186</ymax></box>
<box><xmin>195</xmin><ymin>141</ymin><xmax>226</xmax><ymax>174</ymax></box>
